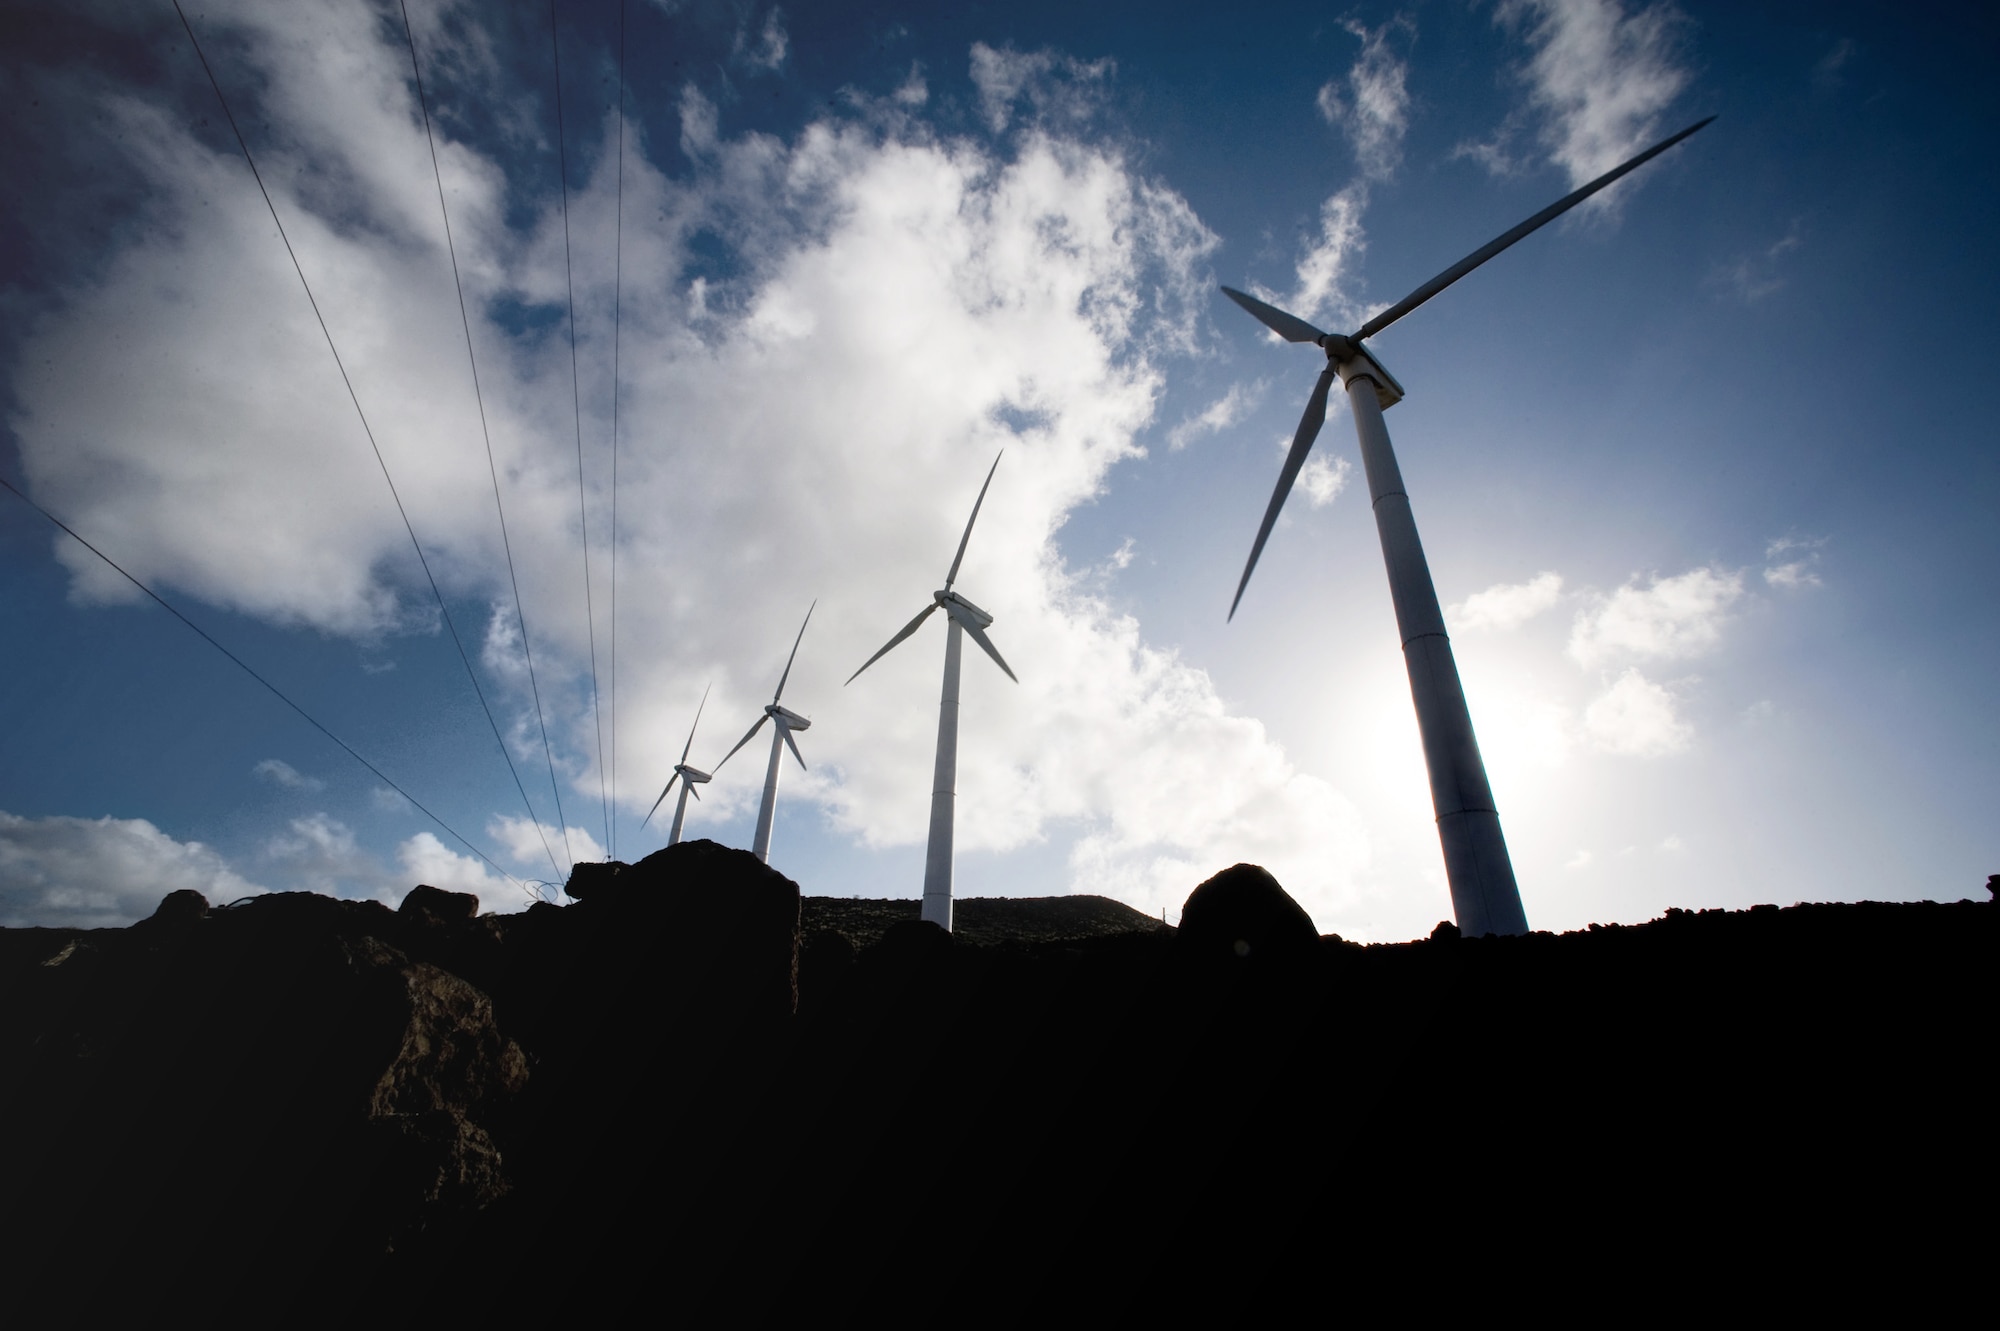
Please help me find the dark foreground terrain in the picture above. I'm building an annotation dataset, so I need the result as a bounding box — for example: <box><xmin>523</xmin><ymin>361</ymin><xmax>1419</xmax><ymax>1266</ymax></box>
<box><xmin>2</xmin><ymin>842</ymin><xmax>1991</xmax><ymax>1320</ymax></box>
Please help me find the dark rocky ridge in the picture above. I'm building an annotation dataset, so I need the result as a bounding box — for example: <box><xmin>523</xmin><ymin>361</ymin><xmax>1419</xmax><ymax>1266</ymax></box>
<box><xmin>1</xmin><ymin>845</ymin><xmax>1990</xmax><ymax>1319</ymax></box>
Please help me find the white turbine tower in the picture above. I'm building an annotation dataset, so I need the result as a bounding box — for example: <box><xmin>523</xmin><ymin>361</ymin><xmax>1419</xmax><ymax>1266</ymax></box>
<box><xmin>1222</xmin><ymin>117</ymin><xmax>1713</xmax><ymax>938</ymax></box>
<box><xmin>641</xmin><ymin>685</ymin><xmax>717</xmax><ymax>848</ymax></box>
<box><xmin>719</xmin><ymin>603</ymin><xmax>816</xmax><ymax>865</ymax></box>
<box><xmin>846</xmin><ymin>454</ymin><xmax>1017</xmax><ymax>932</ymax></box>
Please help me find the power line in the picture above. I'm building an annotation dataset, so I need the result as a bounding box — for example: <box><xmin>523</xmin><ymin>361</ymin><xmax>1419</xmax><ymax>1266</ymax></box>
<box><xmin>609</xmin><ymin>0</ymin><xmax>627</xmax><ymax>863</ymax></box>
<box><xmin>548</xmin><ymin>0</ymin><xmax>613</xmax><ymax>860</ymax></box>
<box><xmin>170</xmin><ymin>0</ymin><xmax>568</xmax><ymax>884</ymax></box>
<box><xmin>0</xmin><ymin>474</ymin><xmax>526</xmax><ymax>894</ymax></box>
<box><xmin>397</xmin><ymin>0</ymin><xmax>567</xmax><ymax>884</ymax></box>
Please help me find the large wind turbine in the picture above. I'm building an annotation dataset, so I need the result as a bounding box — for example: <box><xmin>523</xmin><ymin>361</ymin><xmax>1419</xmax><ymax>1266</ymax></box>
<box><xmin>718</xmin><ymin>603</ymin><xmax>816</xmax><ymax>864</ymax></box>
<box><xmin>847</xmin><ymin>454</ymin><xmax>1017</xmax><ymax>932</ymax></box>
<box><xmin>1222</xmin><ymin>117</ymin><xmax>1713</xmax><ymax>938</ymax></box>
<box><xmin>641</xmin><ymin>685</ymin><xmax>717</xmax><ymax>847</ymax></box>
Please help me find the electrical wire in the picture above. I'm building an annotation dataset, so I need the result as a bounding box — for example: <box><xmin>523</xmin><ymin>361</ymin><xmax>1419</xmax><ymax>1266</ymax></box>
<box><xmin>0</xmin><ymin>474</ymin><xmax>526</xmax><ymax>894</ymax></box>
<box><xmin>170</xmin><ymin>0</ymin><xmax>566</xmax><ymax>885</ymax></box>
<box><xmin>397</xmin><ymin>0</ymin><xmax>568</xmax><ymax>884</ymax></box>
<box><xmin>609</xmin><ymin>0</ymin><xmax>627</xmax><ymax>862</ymax></box>
<box><xmin>548</xmin><ymin>0</ymin><xmax>613</xmax><ymax>859</ymax></box>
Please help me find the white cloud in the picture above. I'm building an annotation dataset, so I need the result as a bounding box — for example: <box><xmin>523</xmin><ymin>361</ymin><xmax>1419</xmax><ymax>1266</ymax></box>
<box><xmin>1449</xmin><ymin>571</ymin><xmax>1564</xmax><ymax>633</ymax></box>
<box><xmin>1284</xmin><ymin>21</ymin><xmax>1413</xmax><ymax>326</ymax></box>
<box><xmin>253</xmin><ymin>758</ymin><xmax>325</xmax><ymax>792</ymax></box>
<box><xmin>1288</xmin><ymin>179</ymin><xmax>1370</xmax><ymax>329</ymax></box>
<box><xmin>1567</xmin><ymin>567</ymin><xmax>1743</xmax><ymax>668</ymax></box>
<box><xmin>7</xmin><ymin>7</ymin><xmax>1382</xmax><ymax>929</ymax></box>
<box><xmin>1492</xmin><ymin>0</ymin><xmax>1693</xmax><ymax>206</ymax></box>
<box><xmin>1297</xmin><ymin>453</ymin><xmax>1352</xmax><ymax>508</ymax></box>
<box><xmin>1709</xmin><ymin>222</ymin><xmax>1803</xmax><ymax>305</ymax></box>
<box><xmin>398</xmin><ymin>831</ymin><xmax>508</xmax><ymax>906</ymax></box>
<box><xmin>0</xmin><ymin>810</ymin><xmax>267</xmax><ymax>928</ymax></box>
<box><xmin>1166</xmin><ymin>380</ymin><xmax>1261</xmax><ymax>451</ymax></box>
<box><xmin>741</xmin><ymin>8</ymin><xmax>788</xmax><ymax>73</ymax></box>
<box><xmin>1763</xmin><ymin>533</ymin><xmax>1826</xmax><ymax>589</ymax></box>
<box><xmin>1581</xmin><ymin>667</ymin><xmax>1691</xmax><ymax>756</ymax></box>
<box><xmin>1316</xmin><ymin>17</ymin><xmax>1414</xmax><ymax>182</ymax></box>
<box><xmin>1565</xmin><ymin>848</ymin><xmax>1594</xmax><ymax>870</ymax></box>
<box><xmin>969</xmin><ymin>42</ymin><xmax>1114</xmax><ymax>134</ymax></box>
<box><xmin>491</xmin><ymin>816</ymin><xmax>607</xmax><ymax>877</ymax></box>
<box><xmin>894</xmin><ymin>63</ymin><xmax>929</xmax><ymax>107</ymax></box>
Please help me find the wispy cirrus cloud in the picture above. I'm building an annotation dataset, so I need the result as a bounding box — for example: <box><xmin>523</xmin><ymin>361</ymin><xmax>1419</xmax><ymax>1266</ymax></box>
<box><xmin>1463</xmin><ymin>0</ymin><xmax>1693</xmax><ymax>211</ymax></box>
<box><xmin>1282</xmin><ymin>18</ymin><xmax>1415</xmax><ymax>326</ymax></box>
<box><xmin>1167</xmin><ymin>380</ymin><xmax>1263</xmax><ymax>451</ymax></box>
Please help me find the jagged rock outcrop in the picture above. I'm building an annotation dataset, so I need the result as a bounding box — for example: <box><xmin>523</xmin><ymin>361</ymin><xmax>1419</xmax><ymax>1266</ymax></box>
<box><xmin>2</xmin><ymin>859</ymin><xmax>1992</xmax><ymax>1320</ymax></box>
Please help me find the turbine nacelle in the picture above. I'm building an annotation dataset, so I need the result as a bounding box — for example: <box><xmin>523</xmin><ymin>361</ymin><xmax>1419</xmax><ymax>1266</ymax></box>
<box><xmin>935</xmin><ymin>588</ymin><xmax>994</xmax><ymax>628</ymax></box>
<box><xmin>676</xmin><ymin>763</ymin><xmax>712</xmax><ymax>785</ymax></box>
<box><xmin>768</xmin><ymin>703</ymin><xmax>811</xmax><ymax>731</ymax></box>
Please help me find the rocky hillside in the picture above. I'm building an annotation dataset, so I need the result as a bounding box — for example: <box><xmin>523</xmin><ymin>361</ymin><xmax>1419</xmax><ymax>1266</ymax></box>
<box><xmin>2</xmin><ymin>842</ymin><xmax>1990</xmax><ymax>1319</ymax></box>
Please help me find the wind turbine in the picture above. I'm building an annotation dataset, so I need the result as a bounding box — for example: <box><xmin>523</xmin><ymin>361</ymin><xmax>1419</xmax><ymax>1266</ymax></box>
<box><xmin>718</xmin><ymin>603</ymin><xmax>816</xmax><ymax>864</ymax></box>
<box><xmin>641</xmin><ymin>684</ymin><xmax>717</xmax><ymax>847</ymax></box>
<box><xmin>1221</xmin><ymin>117</ymin><xmax>1713</xmax><ymax>938</ymax></box>
<box><xmin>846</xmin><ymin>453</ymin><xmax>1017</xmax><ymax>932</ymax></box>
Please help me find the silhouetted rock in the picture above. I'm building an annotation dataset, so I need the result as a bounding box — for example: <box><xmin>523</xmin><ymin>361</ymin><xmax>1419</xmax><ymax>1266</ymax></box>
<box><xmin>3</xmin><ymin>859</ymin><xmax>1992</xmax><ymax>1319</ymax></box>
<box><xmin>140</xmin><ymin>887</ymin><xmax>209</xmax><ymax>927</ymax></box>
<box><xmin>1176</xmin><ymin>862</ymin><xmax>1320</xmax><ymax>968</ymax></box>
<box><xmin>1429</xmin><ymin>918</ymin><xmax>1460</xmax><ymax>941</ymax></box>
<box><xmin>562</xmin><ymin>859</ymin><xmax>630</xmax><ymax>901</ymax></box>
<box><xmin>400</xmin><ymin>882</ymin><xmax>479</xmax><ymax>922</ymax></box>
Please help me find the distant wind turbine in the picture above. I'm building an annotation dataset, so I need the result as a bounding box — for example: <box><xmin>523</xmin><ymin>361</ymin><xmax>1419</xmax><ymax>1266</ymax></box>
<box><xmin>641</xmin><ymin>684</ymin><xmax>717</xmax><ymax>847</ymax></box>
<box><xmin>847</xmin><ymin>453</ymin><xmax>1017</xmax><ymax>932</ymax></box>
<box><xmin>719</xmin><ymin>603</ymin><xmax>816</xmax><ymax>864</ymax></box>
<box><xmin>1221</xmin><ymin>117</ymin><xmax>1714</xmax><ymax>938</ymax></box>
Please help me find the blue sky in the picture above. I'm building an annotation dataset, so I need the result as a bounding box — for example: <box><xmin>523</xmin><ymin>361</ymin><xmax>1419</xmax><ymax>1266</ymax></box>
<box><xmin>2</xmin><ymin>0</ymin><xmax>1994</xmax><ymax>938</ymax></box>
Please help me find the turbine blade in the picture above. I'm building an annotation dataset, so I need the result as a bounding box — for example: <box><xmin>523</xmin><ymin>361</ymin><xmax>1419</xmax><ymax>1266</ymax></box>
<box><xmin>641</xmin><ymin>770</ymin><xmax>681</xmax><ymax>829</ymax></box>
<box><xmin>689</xmin><ymin>783</ymin><xmax>701</xmax><ymax>801</ymax></box>
<box><xmin>1352</xmin><ymin>116</ymin><xmax>1715</xmax><ymax>342</ymax></box>
<box><xmin>1229</xmin><ymin>363</ymin><xmax>1338</xmax><ymax>622</ymax></box>
<box><xmin>772</xmin><ymin>600</ymin><xmax>816</xmax><ymax>703</ymax></box>
<box><xmin>719</xmin><ymin>714</ymin><xmax>769</xmax><ymax>769</ymax></box>
<box><xmin>945</xmin><ymin>451</ymin><xmax>1004</xmax><ymax>590</ymax></box>
<box><xmin>1220</xmin><ymin>287</ymin><xmax>1326</xmax><ymax>344</ymax></box>
<box><xmin>681</xmin><ymin>682</ymin><xmax>710</xmax><ymax>765</ymax></box>
<box><xmin>781</xmin><ymin>723</ymin><xmax>807</xmax><ymax>773</ymax></box>
<box><xmin>947</xmin><ymin>603</ymin><xmax>1019</xmax><ymax>683</ymax></box>
<box><xmin>846</xmin><ymin>602</ymin><xmax>940</xmax><ymax>685</ymax></box>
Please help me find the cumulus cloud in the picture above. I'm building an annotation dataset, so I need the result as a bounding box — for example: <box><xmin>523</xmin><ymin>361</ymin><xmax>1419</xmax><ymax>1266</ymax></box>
<box><xmin>1449</xmin><ymin>571</ymin><xmax>1564</xmax><ymax>633</ymax></box>
<box><xmin>1297</xmin><ymin>453</ymin><xmax>1352</xmax><ymax>508</ymax></box>
<box><xmin>6</xmin><ymin>4</ymin><xmax>1387</xmax><ymax>927</ymax></box>
<box><xmin>1567</xmin><ymin>567</ymin><xmax>1743</xmax><ymax>668</ymax></box>
<box><xmin>253</xmin><ymin>758</ymin><xmax>324</xmax><ymax>792</ymax></box>
<box><xmin>1166</xmin><ymin>380</ymin><xmax>1262</xmax><ymax>451</ymax></box>
<box><xmin>1581</xmin><ymin>667</ymin><xmax>1691</xmax><ymax>756</ymax></box>
<box><xmin>264</xmin><ymin>812</ymin><xmax>522</xmax><ymax>908</ymax></box>
<box><xmin>0</xmin><ymin>810</ymin><xmax>266</xmax><ymax>928</ymax></box>
<box><xmin>398</xmin><ymin>832</ymin><xmax>508</xmax><ymax>905</ymax></box>
<box><xmin>1476</xmin><ymin>0</ymin><xmax>1693</xmax><ymax>209</ymax></box>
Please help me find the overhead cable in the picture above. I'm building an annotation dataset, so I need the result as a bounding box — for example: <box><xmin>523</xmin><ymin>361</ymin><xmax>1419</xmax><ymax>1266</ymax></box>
<box><xmin>397</xmin><ymin>0</ymin><xmax>568</xmax><ymax>884</ymax></box>
<box><xmin>0</xmin><ymin>474</ymin><xmax>525</xmax><ymax>894</ymax></box>
<box><xmin>549</xmin><ymin>0</ymin><xmax>613</xmax><ymax>858</ymax></box>
<box><xmin>609</xmin><ymin>0</ymin><xmax>627</xmax><ymax>861</ymax></box>
<box><xmin>170</xmin><ymin>0</ymin><xmax>568</xmax><ymax>883</ymax></box>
